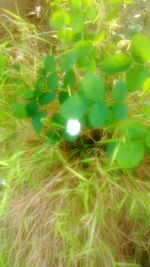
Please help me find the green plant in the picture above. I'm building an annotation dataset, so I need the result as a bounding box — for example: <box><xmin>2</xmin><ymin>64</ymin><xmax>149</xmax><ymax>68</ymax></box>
<box><xmin>0</xmin><ymin>1</ymin><xmax>150</xmax><ymax>267</ymax></box>
<box><xmin>11</xmin><ymin>6</ymin><xmax>150</xmax><ymax>168</ymax></box>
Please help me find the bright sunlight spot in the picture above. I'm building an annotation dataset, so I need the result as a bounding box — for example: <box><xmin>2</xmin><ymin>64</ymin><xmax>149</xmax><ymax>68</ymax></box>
<box><xmin>66</xmin><ymin>119</ymin><xmax>81</xmax><ymax>136</ymax></box>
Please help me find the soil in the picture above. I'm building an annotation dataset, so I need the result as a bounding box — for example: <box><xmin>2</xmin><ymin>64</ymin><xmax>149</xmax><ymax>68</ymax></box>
<box><xmin>0</xmin><ymin>0</ymin><xmax>39</xmax><ymax>14</ymax></box>
<box><xmin>0</xmin><ymin>0</ymin><xmax>46</xmax><ymax>23</ymax></box>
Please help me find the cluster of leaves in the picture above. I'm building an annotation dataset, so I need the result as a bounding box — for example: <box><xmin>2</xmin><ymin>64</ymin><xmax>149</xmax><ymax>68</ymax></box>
<box><xmin>10</xmin><ymin>0</ymin><xmax>150</xmax><ymax>169</ymax></box>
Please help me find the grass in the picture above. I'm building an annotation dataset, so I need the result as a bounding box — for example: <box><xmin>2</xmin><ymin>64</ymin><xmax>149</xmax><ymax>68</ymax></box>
<box><xmin>0</xmin><ymin>142</ymin><xmax>150</xmax><ymax>267</ymax></box>
<box><xmin>0</xmin><ymin>1</ymin><xmax>150</xmax><ymax>267</ymax></box>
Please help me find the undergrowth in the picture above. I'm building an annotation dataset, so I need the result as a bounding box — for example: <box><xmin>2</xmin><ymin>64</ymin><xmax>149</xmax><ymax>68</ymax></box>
<box><xmin>0</xmin><ymin>1</ymin><xmax>150</xmax><ymax>267</ymax></box>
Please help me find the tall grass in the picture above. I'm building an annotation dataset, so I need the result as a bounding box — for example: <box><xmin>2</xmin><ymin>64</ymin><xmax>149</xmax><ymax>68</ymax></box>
<box><xmin>0</xmin><ymin>143</ymin><xmax>150</xmax><ymax>267</ymax></box>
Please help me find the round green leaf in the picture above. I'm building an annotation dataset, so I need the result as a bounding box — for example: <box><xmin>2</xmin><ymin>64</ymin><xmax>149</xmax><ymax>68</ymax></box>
<box><xmin>61</xmin><ymin>52</ymin><xmax>76</xmax><ymax>72</ymax></box>
<box><xmin>51</xmin><ymin>113</ymin><xmax>66</xmax><ymax>127</ymax></box>
<box><xmin>112</xmin><ymin>80</ymin><xmax>127</xmax><ymax>101</ymax></box>
<box><xmin>59</xmin><ymin>91</ymin><xmax>70</xmax><ymax>104</ymax></box>
<box><xmin>102</xmin><ymin>53</ymin><xmax>132</xmax><ymax>75</ymax></box>
<box><xmin>21</xmin><ymin>89</ymin><xmax>35</xmax><ymax>100</ymax></box>
<box><xmin>12</xmin><ymin>103</ymin><xmax>27</xmax><ymax>119</ymax></box>
<box><xmin>57</xmin><ymin>28</ymin><xmax>73</xmax><ymax>44</ymax></box>
<box><xmin>50</xmin><ymin>10</ymin><xmax>70</xmax><ymax>29</ymax></box>
<box><xmin>32</xmin><ymin>112</ymin><xmax>45</xmax><ymax>134</ymax></box>
<box><xmin>72</xmin><ymin>33</ymin><xmax>82</xmax><ymax>43</ymax></box>
<box><xmin>126</xmin><ymin>122</ymin><xmax>147</xmax><ymax>139</ymax></box>
<box><xmin>71</xmin><ymin>11</ymin><xmax>84</xmax><ymax>33</ymax></box>
<box><xmin>60</xmin><ymin>94</ymin><xmax>89</xmax><ymax>119</ymax></box>
<box><xmin>86</xmin><ymin>6</ymin><xmax>97</xmax><ymax>21</ymax></box>
<box><xmin>130</xmin><ymin>33</ymin><xmax>150</xmax><ymax>64</ymax></box>
<box><xmin>81</xmin><ymin>73</ymin><xmax>105</xmax><ymax>101</ymax></box>
<box><xmin>44</xmin><ymin>55</ymin><xmax>56</xmax><ymax>72</ymax></box>
<box><xmin>74</xmin><ymin>40</ymin><xmax>93</xmax><ymax>59</ymax></box>
<box><xmin>112</xmin><ymin>102</ymin><xmax>128</xmax><ymax>120</ymax></box>
<box><xmin>126</xmin><ymin>65</ymin><xmax>149</xmax><ymax>91</ymax></box>
<box><xmin>116</xmin><ymin>140</ymin><xmax>145</xmax><ymax>168</ymax></box>
<box><xmin>39</xmin><ymin>92</ymin><xmax>56</xmax><ymax>105</ymax></box>
<box><xmin>26</xmin><ymin>102</ymin><xmax>39</xmax><ymax>117</ymax></box>
<box><xmin>88</xmin><ymin>102</ymin><xmax>109</xmax><ymax>128</ymax></box>
<box><xmin>63</xmin><ymin>70</ymin><xmax>76</xmax><ymax>88</ymax></box>
<box><xmin>35</xmin><ymin>77</ymin><xmax>45</xmax><ymax>96</ymax></box>
<box><xmin>47</xmin><ymin>72</ymin><xmax>58</xmax><ymax>91</ymax></box>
